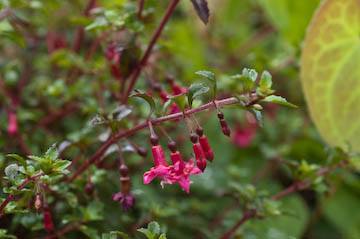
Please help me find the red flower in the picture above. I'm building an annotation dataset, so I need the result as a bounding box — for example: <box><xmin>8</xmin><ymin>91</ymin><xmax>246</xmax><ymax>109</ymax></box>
<box><xmin>199</xmin><ymin>135</ymin><xmax>214</xmax><ymax>162</ymax></box>
<box><xmin>7</xmin><ymin>112</ymin><xmax>18</xmax><ymax>135</ymax></box>
<box><xmin>193</xmin><ymin>143</ymin><xmax>207</xmax><ymax>172</ymax></box>
<box><xmin>43</xmin><ymin>211</ymin><xmax>54</xmax><ymax>232</ymax></box>
<box><xmin>143</xmin><ymin>146</ymin><xmax>175</xmax><ymax>186</ymax></box>
<box><xmin>170</xmin><ymin>152</ymin><xmax>202</xmax><ymax>193</ymax></box>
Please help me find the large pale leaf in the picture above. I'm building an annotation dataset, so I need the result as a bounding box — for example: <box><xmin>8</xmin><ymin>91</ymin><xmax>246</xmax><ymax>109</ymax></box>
<box><xmin>301</xmin><ymin>0</ymin><xmax>360</xmax><ymax>151</ymax></box>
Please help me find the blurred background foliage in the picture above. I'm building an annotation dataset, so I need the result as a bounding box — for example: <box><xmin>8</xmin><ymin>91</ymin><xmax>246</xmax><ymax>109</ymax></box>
<box><xmin>0</xmin><ymin>0</ymin><xmax>359</xmax><ymax>238</ymax></box>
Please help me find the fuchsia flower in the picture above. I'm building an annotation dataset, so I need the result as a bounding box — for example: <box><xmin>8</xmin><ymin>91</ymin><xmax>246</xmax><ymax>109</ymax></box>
<box><xmin>233</xmin><ymin>114</ymin><xmax>258</xmax><ymax>148</ymax></box>
<box><xmin>199</xmin><ymin>135</ymin><xmax>214</xmax><ymax>162</ymax></box>
<box><xmin>170</xmin><ymin>152</ymin><xmax>202</xmax><ymax>193</ymax></box>
<box><xmin>113</xmin><ymin>192</ymin><xmax>135</xmax><ymax>211</ymax></box>
<box><xmin>8</xmin><ymin>112</ymin><xmax>18</xmax><ymax>135</ymax></box>
<box><xmin>193</xmin><ymin>143</ymin><xmax>207</xmax><ymax>172</ymax></box>
<box><xmin>143</xmin><ymin>145</ymin><xmax>175</xmax><ymax>186</ymax></box>
<box><xmin>43</xmin><ymin>211</ymin><xmax>54</xmax><ymax>232</ymax></box>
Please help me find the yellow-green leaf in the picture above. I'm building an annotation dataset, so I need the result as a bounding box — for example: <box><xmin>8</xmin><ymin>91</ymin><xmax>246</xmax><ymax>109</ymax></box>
<box><xmin>301</xmin><ymin>0</ymin><xmax>360</xmax><ymax>151</ymax></box>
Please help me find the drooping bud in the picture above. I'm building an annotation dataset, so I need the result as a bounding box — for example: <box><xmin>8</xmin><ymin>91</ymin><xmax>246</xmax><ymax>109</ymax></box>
<box><xmin>85</xmin><ymin>182</ymin><xmax>94</xmax><ymax>195</ymax></box>
<box><xmin>34</xmin><ymin>194</ymin><xmax>42</xmax><ymax>211</ymax></box>
<box><xmin>150</xmin><ymin>135</ymin><xmax>159</xmax><ymax>146</ymax></box>
<box><xmin>222</xmin><ymin>126</ymin><xmax>231</xmax><ymax>137</ymax></box>
<box><xmin>193</xmin><ymin>143</ymin><xmax>207</xmax><ymax>172</ymax></box>
<box><xmin>43</xmin><ymin>211</ymin><xmax>54</xmax><ymax>232</ymax></box>
<box><xmin>136</xmin><ymin>146</ymin><xmax>147</xmax><ymax>157</ymax></box>
<box><xmin>119</xmin><ymin>164</ymin><xmax>129</xmax><ymax>177</ymax></box>
<box><xmin>167</xmin><ymin>141</ymin><xmax>177</xmax><ymax>153</ymax></box>
<box><xmin>151</xmin><ymin>145</ymin><xmax>168</xmax><ymax>167</ymax></box>
<box><xmin>196</xmin><ymin>126</ymin><xmax>204</xmax><ymax>137</ymax></box>
<box><xmin>199</xmin><ymin>135</ymin><xmax>214</xmax><ymax>162</ymax></box>
<box><xmin>8</xmin><ymin>112</ymin><xmax>18</xmax><ymax>135</ymax></box>
<box><xmin>190</xmin><ymin>133</ymin><xmax>198</xmax><ymax>144</ymax></box>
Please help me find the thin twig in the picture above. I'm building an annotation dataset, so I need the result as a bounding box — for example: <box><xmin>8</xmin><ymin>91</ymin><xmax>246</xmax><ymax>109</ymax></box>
<box><xmin>121</xmin><ymin>0</ymin><xmax>180</xmax><ymax>104</ymax></box>
<box><xmin>138</xmin><ymin>0</ymin><xmax>145</xmax><ymax>20</ymax></box>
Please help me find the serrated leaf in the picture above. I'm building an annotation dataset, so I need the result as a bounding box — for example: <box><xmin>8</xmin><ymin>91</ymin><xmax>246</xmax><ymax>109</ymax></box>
<box><xmin>190</xmin><ymin>0</ymin><xmax>210</xmax><ymax>24</ymax></box>
<box><xmin>131</xmin><ymin>90</ymin><xmax>156</xmax><ymax>119</ymax></box>
<box><xmin>5</xmin><ymin>164</ymin><xmax>19</xmax><ymax>181</ymax></box>
<box><xmin>45</xmin><ymin>145</ymin><xmax>59</xmax><ymax>161</ymax></box>
<box><xmin>301</xmin><ymin>0</ymin><xmax>360</xmax><ymax>151</ymax></box>
<box><xmin>195</xmin><ymin>70</ymin><xmax>216</xmax><ymax>98</ymax></box>
<box><xmin>187</xmin><ymin>83</ymin><xmax>210</xmax><ymax>108</ymax></box>
<box><xmin>147</xmin><ymin>221</ymin><xmax>160</xmax><ymax>236</ymax></box>
<box><xmin>167</xmin><ymin>93</ymin><xmax>187</xmax><ymax>112</ymax></box>
<box><xmin>262</xmin><ymin>95</ymin><xmax>297</xmax><ymax>108</ymax></box>
<box><xmin>6</xmin><ymin>154</ymin><xmax>26</xmax><ymax>167</ymax></box>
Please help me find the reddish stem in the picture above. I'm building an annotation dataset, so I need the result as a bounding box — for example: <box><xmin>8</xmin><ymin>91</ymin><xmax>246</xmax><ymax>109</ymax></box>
<box><xmin>220</xmin><ymin>210</ymin><xmax>257</xmax><ymax>239</ymax></box>
<box><xmin>138</xmin><ymin>0</ymin><xmax>145</xmax><ymax>20</ymax></box>
<box><xmin>121</xmin><ymin>0</ymin><xmax>180</xmax><ymax>104</ymax></box>
<box><xmin>43</xmin><ymin>222</ymin><xmax>80</xmax><ymax>239</ymax></box>
<box><xmin>0</xmin><ymin>172</ymin><xmax>44</xmax><ymax>215</ymax></box>
<box><xmin>68</xmin><ymin>97</ymin><xmax>240</xmax><ymax>182</ymax></box>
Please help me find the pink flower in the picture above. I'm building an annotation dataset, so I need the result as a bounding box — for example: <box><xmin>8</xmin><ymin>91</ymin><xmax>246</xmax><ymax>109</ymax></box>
<box><xmin>143</xmin><ymin>146</ymin><xmax>175</xmax><ymax>186</ymax></box>
<box><xmin>8</xmin><ymin>112</ymin><xmax>18</xmax><ymax>135</ymax></box>
<box><xmin>113</xmin><ymin>192</ymin><xmax>135</xmax><ymax>211</ymax></box>
<box><xmin>233</xmin><ymin>116</ymin><xmax>258</xmax><ymax>148</ymax></box>
<box><xmin>170</xmin><ymin>152</ymin><xmax>202</xmax><ymax>193</ymax></box>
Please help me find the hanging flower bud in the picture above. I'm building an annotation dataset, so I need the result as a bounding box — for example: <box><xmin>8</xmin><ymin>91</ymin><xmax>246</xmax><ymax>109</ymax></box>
<box><xmin>222</xmin><ymin>126</ymin><xmax>231</xmax><ymax>137</ymax></box>
<box><xmin>136</xmin><ymin>146</ymin><xmax>147</xmax><ymax>157</ymax></box>
<box><xmin>193</xmin><ymin>143</ymin><xmax>207</xmax><ymax>172</ymax></box>
<box><xmin>159</xmin><ymin>90</ymin><xmax>169</xmax><ymax>102</ymax></box>
<box><xmin>217</xmin><ymin>112</ymin><xmax>231</xmax><ymax>137</ymax></box>
<box><xmin>199</xmin><ymin>135</ymin><xmax>214</xmax><ymax>162</ymax></box>
<box><xmin>152</xmin><ymin>145</ymin><xmax>168</xmax><ymax>167</ymax></box>
<box><xmin>8</xmin><ymin>112</ymin><xmax>18</xmax><ymax>135</ymax></box>
<box><xmin>34</xmin><ymin>194</ymin><xmax>42</xmax><ymax>211</ymax></box>
<box><xmin>43</xmin><ymin>210</ymin><xmax>54</xmax><ymax>232</ymax></box>
<box><xmin>85</xmin><ymin>182</ymin><xmax>94</xmax><ymax>195</ymax></box>
<box><xmin>119</xmin><ymin>164</ymin><xmax>129</xmax><ymax>177</ymax></box>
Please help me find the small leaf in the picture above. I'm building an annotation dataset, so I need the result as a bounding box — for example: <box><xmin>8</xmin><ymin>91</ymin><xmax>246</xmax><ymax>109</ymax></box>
<box><xmin>195</xmin><ymin>70</ymin><xmax>216</xmax><ymax>98</ymax></box>
<box><xmin>167</xmin><ymin>93</ymin><xmax>187</xmax><ymax>112</ymax></box>
<box><xmin>159</xmin><ymin>234</ymin><xmax>167</xmax><ymax>239</ymax></box>
<box><xmin>91</xmin><ymin>114</ymin><xmax>107</xmax><ymax>125</ymax></box>
<box><xmin>242</xmin><ymin>68</ymin><xmax>258</xmax><ymax>82</ymax></box>
<box><xmin>45</xmin><ymin>145</ymin><xmax>59</xmax><ymax>161</ymax></box>
<box><xmin>187</xmin><ymin>83</ymin><xmax>210</xmax><ymax>108</ymax></box>
<box><xmin>162</xmin><ymin>99</ymin><xmax>173</xmax><ymax>115</ymax></box>
<box><xmin>131</xmin><ymin>90</ymin><xmax>156</xmax><ymax>119</ymax></box>
<box><xmin>189</xmin><ymin>0</ymin><xmax>210</xmax><ymax>24</ymax></box>
<box><xmin>259</xmin><ymin>70</ymin><xmax>272</xmax><ymax>90</ymax></box>
<box><xmin>6</xmin><ymin>154</ymin><xmax>26</xmax><ymax>167</ymax></box>
<box><xmin>53</xmin><ymin>160</ymin><xmax>72</xmax><ymax>172</ymax></box>
<box><xmin>5</xmin><ymin>164</ymin><xmax>19</xmax><ymax>181</ymax></box>
<box><xmin>231</xmin><ymin>74</ymin><xmax>254</xmax><ymax>93</ymax></box>
<box><xmin>28</xmin><ymin>155</ymin><xmax>45</xmax><ymax>163</ymax></box>
<box><xmin>137</xmin><ymin>228</ymin><xmax>153</xmax><ymax>239</ymax></box>
<box><xmin>147</xmin><ymin>221</ymin><xmax>160</xmax><ymax>236</ymax></box>
<box><xmin>262</xmin><ymin>95</ymin><xmax>297</xmax><ymax>108</ymax></box>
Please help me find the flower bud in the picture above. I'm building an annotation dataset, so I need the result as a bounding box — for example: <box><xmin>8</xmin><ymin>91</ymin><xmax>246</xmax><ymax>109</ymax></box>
<box><xmin>167</xmin><ymin>141</ymin><xmax>177</xmax><ymax>153</ymax></box>
<box><xmin>137</xmin><ymin>146</ymin><xmax>147</xmax><ymax>157</ymax></box>
<box><xmin>85</xmin><ymin>182</ymin><xmax>94</xmax><ymax>195</ymax></box>
<box><xmin>8</xmin><ymin>112</ymin><xmax>18</xmax><ymax>135</ymax></box>
<box><xmin>43</xmin><ymin>211</ymin><xmax>54</xmax><ymax>232</ymax></box>
<box><xmin>119</xmin><ymin>164</ymin><xmax>129</xmax><ymax>177</ymax></box>
<box><xmin>193</xmin><ymin>143</ymin><xmax>207</xmax><ymax>172</ymax></box>
<box><xmin>199</xmin><ymin>135</ymin><xmax>214</xmax><ymax>162</ymax></box>
<box><xmin>222</xmin><ymin>126</ymin><xmax>231</xmax><ymax>137</ymax></box>
<box><xmin>150</xmin><ymin>135</ymin><xmax>159</xmax><ymax>146</ymax></box>
<box><xmin>190</xmin><ymin>133</ymin><xmax>198</xmax><ymax>143</ymax></box>
<box><xmin>34</xmin><ymin>194</ymin><xmax>42</xmax><ymax>211</ymax></box>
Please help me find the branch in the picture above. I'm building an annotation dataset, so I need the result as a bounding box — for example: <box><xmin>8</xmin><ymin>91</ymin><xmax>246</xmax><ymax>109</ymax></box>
<box><xmin>43</xmin><ymin>221</ymin><xmax>80</xmax><ymax>239</ymax></box>
<box><xmin>121</xmin><ymin>0</ymin><xmax>180</xmax><ymax>104</ymax></box>
<box><xmin>0</xmin><ymin>172</ymin><xmax>44</xmax><ymax>215</ymax></box>
<box><xmin>68</xmin><ymin>96</ymin><xmax>241</xmax><ymax>182</ymax></box>
<box><xmin>138</xmin><ymin>0</ymin><xmax>145</xmax><ymax>20</ymax></box>
<box><xmin>220</xmin><ymin>159</ymin><xmax>350</xmax><ymax>238</ymax></box>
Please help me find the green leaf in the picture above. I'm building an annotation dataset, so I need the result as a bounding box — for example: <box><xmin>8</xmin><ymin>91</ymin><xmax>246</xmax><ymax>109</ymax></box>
<box><xmin>147</xmin><ymin>221</ymin><xmax>160</xmax><ymax>236</ymax></box>
<box><xmin>167</xmin><ymin>93</ymin><xmax>187</xmax><ymax>112</ymax></box>
<box><xmin>195</xmin><ymin>70</ymin><xmax>216</xmax><ymax>98</ymax></box>
<box><xmin>85</xmin><ymin>16</ymin><xmax>109</xmax><ymax>31</ymax></box>
<box><xmin>27</xmin><ymin>155</ymin><xmax>44</xmax><ymax>163</ymax></box>
<box><xmin>0</xmin><ymin>229</ymin><xmax>16</xmax><ymax>238</ymax></box>
<box><xmin>301</xmin><ymin>0</ymin><xmax>360</xmax><ymax>151</ymax></box>
<box><xmin>102</xmin><ymin>231</ymin><xmax>129</xmax><ymax>239</ymax></box>
<box><xmin>79</xmin><ymin>225</ymin><xmax>98</xmax><ymax>239</ymax></box>
<box><xmin>0</xmin><ymin>31</ymin><xmax>25</xmax><ymax>48</ymax></box>
<box><xmin>53</xmin><ymin>160</ymin><xmax>71</xmax><ymax>171</ymax></box>
<box><xmin>187</xmin><ymin>82</ymin><xmax>210</xmax><ymax>108</ymax></box>
<box><xmin>159</xmin><ymin>234</ymin><xmax>167</xmax><ymax>239</ymax></box>
<box><xmin>190</xmin><ymin>0</ymin><xmax>210</xmax><ymax>24</ymax></box>
<box><xmin>137</xmin><ymin>228</ymin><xmax>154</xmax><ymax>239</ymax></box>
<box><xmin>242</xmin><ymin>68</ymin><xmax>258</xmax><ymax>82</ymax></box>
<box><xmin>45</xmin><ymin>145</ymin><xmax>59</xmax><ymax>161</ymax></box>
<box><xmin>4</xmin><ymin>164</ymin><xmax>19</xmax><ymax>181</ymax></box>
<box><xmin>259</xmin><ymin>71</ymin><xmax>272</xmax><ymax>90</ymax></box>
<box><xmin>231</xmin><ymin>74</ymin><xmax>254</xmax><ymax>93</ymax></box>
<box><xmin>262</xmin><ymin>95</ymin><xmax>297</xmax><ymax>108</ymax></box>
<box><xmin>6</xmin><ymin>154</ymin><xmax>26</xmax><ymax>167</ymax></box>
<box><xmin>131</xmin><ymin>89</ymin><xmax>156</xmax><ymax>119</ymax></box>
